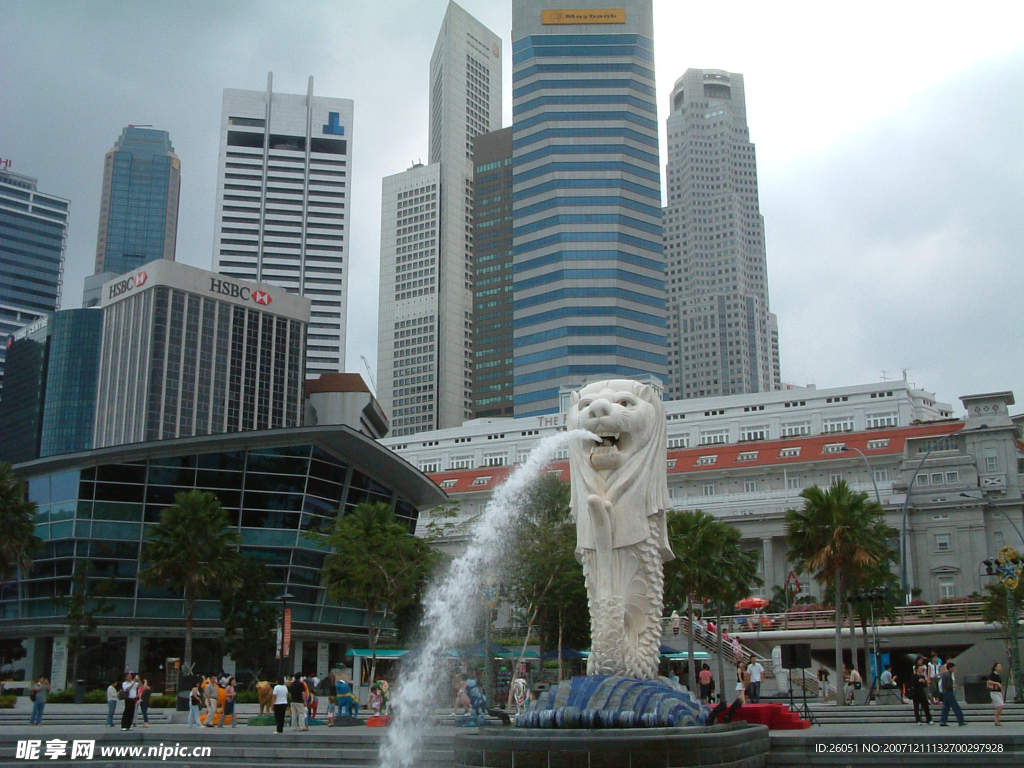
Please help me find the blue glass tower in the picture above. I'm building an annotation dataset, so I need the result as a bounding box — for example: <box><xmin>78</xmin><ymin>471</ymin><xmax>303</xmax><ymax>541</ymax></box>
<box><xmin>511</xmin><ymin>0</ymin><xmax>666</xmax><ymax>417</ymax></box>
<box><xmin>0</xmin><ymin>169</ymin><xmax>68</xmax><ymax>399</ymax></box>
<box><xmin>94</xmin><ymin>126</ymin><xmax>180</xmax><ymax>275</ymax></box>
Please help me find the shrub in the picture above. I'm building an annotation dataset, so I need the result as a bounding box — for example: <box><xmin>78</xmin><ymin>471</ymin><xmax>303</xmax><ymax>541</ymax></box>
<box><xmin>83</xmin><ymin>689</ymin><xmax>107</xmax><ymax>704</ymax></box>
<box><xmin>0</xmin><ymin>695</ymin><xmax>15</xmax><ymax>709</ymax></box>
<box><xmin>236</xmin><ymin>689</ymin><xmax>260</xmax><ymax>704</ymax></box>
<box><xmin>148</xmin><ymin>694</ymin><xmax>177</xmax><ymax>709</ymax></box>
<box><xmin>46</xmin><ymin>688</ymin><xmax>75</xmax><ymax>704</ymax></box>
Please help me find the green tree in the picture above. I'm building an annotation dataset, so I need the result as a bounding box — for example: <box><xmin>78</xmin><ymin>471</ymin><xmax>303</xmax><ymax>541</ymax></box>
<box><xmin>785</xmin><ymin>481</ymin><xmax>894</xmax><ymax>705</ymax></box>
<box><xmin>505</xmin><ymin>475</ymin><xmax>586</xmax><ymax>672</ymax></box>
<box><xmin>52</xmin><ymin>563</ymin><xmax>113</xmax><ymax>687</ymax></box>
<box><xmin>0</xmin><ymin>461</ymin><xmax>40</xmax><ymax>584</ymax></box>
<box><xmin>139</xmin><ymin>490</ymin><xmax>241</xmax><ymax>672</ymax></box>
<box><xmin>982</xmin><ymin>577</ymin><xmax>1024</xmax><ymax>703</ymax></box>
<box><xmin>219</xmin><ymin>557</ymin><xmax>277</xmax><ymax>684</ymax></box>
<box><xmin>315</xmin><ymin>501</ymin><xmax>438</xmax><ymax>682</ymax></box>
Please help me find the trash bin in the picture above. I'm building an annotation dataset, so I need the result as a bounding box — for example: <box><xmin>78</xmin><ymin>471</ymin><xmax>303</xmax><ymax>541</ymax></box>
<box><xmin>963</xmin><ymin>676</ymin><xmax>990</xmax><ymax>705</ymax></box>
<box><xmin>74</xmin><ymin>680</ymin><xmax>85</xmax><ymax>705</ymax></box>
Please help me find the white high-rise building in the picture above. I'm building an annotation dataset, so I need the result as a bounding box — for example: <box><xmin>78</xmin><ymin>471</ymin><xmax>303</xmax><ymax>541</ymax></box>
<box><xmin>376</xmin><ymin>2</ymin><xmax>502</xmax><ymax>437</ymax></box>
<box><xmin>664</xmin><ymin>69</ymin><xmax>780</xmax><ymax>400</ymax></box>
<box><xmin>213</xmin><ymin>74</ymin><xmax>352</xmax><ymax>378</ymax></box>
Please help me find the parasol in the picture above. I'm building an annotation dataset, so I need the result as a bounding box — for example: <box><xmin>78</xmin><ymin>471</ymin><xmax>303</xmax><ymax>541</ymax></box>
<box><xmin>735</xmin><ymin>596</ymin><xmax>769</xmax><ymax>610</ymax></box>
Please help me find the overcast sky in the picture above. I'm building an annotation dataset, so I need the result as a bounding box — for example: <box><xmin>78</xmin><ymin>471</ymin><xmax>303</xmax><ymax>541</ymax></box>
<box><xmin>2</xmin><ymin>0</ymin><xmax>1022</xmax><ymax>416</ymax></box>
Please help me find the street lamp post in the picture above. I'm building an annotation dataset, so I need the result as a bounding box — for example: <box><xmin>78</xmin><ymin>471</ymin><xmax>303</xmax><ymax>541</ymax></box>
<box><xmin>276</xmin><ymin>591</ymin><xmax>294</xmax><ymax>680</ymax></box>
<box><xmin>841</xmin><ymin>446</ymin><xmax>881</xmax><ymax>505</ymax></box>
<box><xmin>983</xmin><ymin>551</ymin><xmax>1024</xmax><ymax>704</ymax></box>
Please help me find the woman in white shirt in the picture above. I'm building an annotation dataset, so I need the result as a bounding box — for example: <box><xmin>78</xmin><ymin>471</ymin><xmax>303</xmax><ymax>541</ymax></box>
<box><xmin>106</xmin><ymin>681</ymin><xmax>119</xmax><ymax>727</ymax></box>
<box><xmin>272</xmin><ymin>677</ymin><xmax>290</xmax><ymax>733</ymax></box>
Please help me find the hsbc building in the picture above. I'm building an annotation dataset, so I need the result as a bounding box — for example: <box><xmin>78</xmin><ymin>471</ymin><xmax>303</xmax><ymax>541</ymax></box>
<box><xmin>95</xmin><ymin>260</ymin><xmax>310</xmax><ymax>448</ymax></box>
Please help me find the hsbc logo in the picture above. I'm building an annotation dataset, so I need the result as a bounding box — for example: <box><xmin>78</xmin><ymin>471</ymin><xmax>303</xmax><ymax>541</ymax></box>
<box><xmin>210</xmin><ymin>278</ymin><xmax>273</xmax><ymax>307</ymax></box>
<box><xmin>108</xmin><ymin>270</ymin><xmax>148</xmax><ymax>299</ymax></box>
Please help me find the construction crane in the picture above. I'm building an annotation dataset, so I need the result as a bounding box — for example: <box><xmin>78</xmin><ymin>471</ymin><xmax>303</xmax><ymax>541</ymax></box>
<box><xmin>360</xmin><ymin>355</ymin><xmax>378</xmax><ymax>396</ymax></box>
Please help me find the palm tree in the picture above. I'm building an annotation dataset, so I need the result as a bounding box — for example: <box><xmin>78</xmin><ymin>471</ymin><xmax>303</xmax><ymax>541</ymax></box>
<box><xmin>0</xmin><ymin>461</ymin><xmax>40</xmax><ymax>585</ymax></box>
<box><xmin>139</xmin><ymin>490</ymin><xmax>240</xmax><ymax>672</ymax></box>
<box><xmin>785</xmin><ymin>480</ymin><xmax>893</xmax><ymax>706</ymax></box>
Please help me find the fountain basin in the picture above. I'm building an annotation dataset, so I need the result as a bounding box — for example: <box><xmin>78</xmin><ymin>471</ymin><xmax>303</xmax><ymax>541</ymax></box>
<box><xmin>454</xmin><ymin>722</ymin><xmax>769</xmax><ymax>768</ymax></box>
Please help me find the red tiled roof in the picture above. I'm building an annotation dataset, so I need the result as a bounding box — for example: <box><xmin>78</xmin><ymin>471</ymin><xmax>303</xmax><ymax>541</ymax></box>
<box><xmin>426</xmin><ymin>422</ymin><xmax>964</xmax><ymax>491</ymax></box>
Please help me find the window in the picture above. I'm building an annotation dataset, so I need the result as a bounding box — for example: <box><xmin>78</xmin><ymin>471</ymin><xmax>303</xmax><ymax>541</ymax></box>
<box><xmin>700</xmin><ymin>429</ymin><xmax>729</xmax><ymax>446</ymax></box>
<box><xmin>483</xmin><ymin>454</ymin><xmax>506</xmax><ymax>467</ymax></box>
<box><xmin>873</xmin><ymin>469</ymin><xmax>889</xmax><ymax>483</ymax></box>
<box><xmin>419</xmin><ymin>461</ymin><xmax>440</xmax><ymax>474</ymax></box>
<box><xmin>867</xmin><ymin>439</ymin><xmax>890</xmax><ymax>450</ymax></box>
<box><xmin>668</xmin><ymin>436</ymin><xmax>690</xmax><ymax>449</ymax></box>
<box><xmin>930</xmin><ymin>473</ymin><xmax>944</xmax><ymax>485</ymax></box>
<box><xmin>822</xmin><ymin>417</ymin><xmax>854</xmax><ymax>434</ymax></box>
<box><xmin>945</xmin><ymin>471</ymin><xmax>959</xmax><ymax>483</ymax></box>
<box><xmin>984</xmin><ymin>447</ymin><xmax>999</xmax><ymax>474</ymax></box>
<box><xmin>744</xmin><ymin>480</ymin><xmax>757</xmax><ymax>493</ymax></box>
<box><xmin>829</xmin><ymin>473</ymin><xmax>843</xmax><ymax>486</ymax></box>
<box><xmin>934</xmin><ymin>533</ymin><xmax>952</xmax><ymax>553</ymax></box>
<box><xmin>822</xmin><ymin>443</ymin><xmax>845</xmax><ymax>454</ymax></box>
<box><xmin>439</xmin><ymin>479</ymin><xmax>457</xmax><ymax>489</ymax></box>
<box><xmin>740</xmin><ymin>425</ymin><xmax>768</xmax><ymax>442</ymax></box>
<box><xmin>471</xmin><ymin>476</ymin><xmax>492</xmax><ymax>486</ymax></box>
<box><xmin>555</xmin><ymin>448</ymin><xmax>569</xmax><ymax>460</ymax></box>
<box><xmin>450</xmin><ymin>456</ymin><xmax>474</xmax><ymax>470</ymax></box>
<box><xmin>918</xmin><ymin>474</ymin><xmax>930</xmax><ymax>486</ymax></box>
<box><xmin>703</xmin><ymin>483</ymin><xmax>716</xmax><ymax>496</ymax></box>
<box><xmin>938</xmin><ymin>577</ymin><xmax>955</xmax><ymax>599</ymax></box>
<box><xmin>696</xmin><ymin>455</ymin><xmax>717</xmax><ymax>466</ymax></box>
<box><xmin>516</xmin><ymin>449</ymin><xmax>531</xmax><ymax>464</ymax></box>
<box><xmin>866</xmin><ymin>413</ymin><xmax>899</xmax><ymax>429</ymax></box>
<box><xmin>667</xmin><ymin>459</ymin><xmax>677</xmax><ymax>469</ymax></box>
<box><xmin>781</xmin><ymin>422</ymin><xmax>810</xmax><ymax>437</ymax></box>
<box><xmin>779</xmin><ymin>447</ymin><xmax>801</xmax><ymax>458</ymax></box>
<box><xmin>786</xmin><ymin>477</ymin><xmax>801</xmax><ymax>490</ymax></box>
<box><xmin>737</xmin><ymin>451</ymin><xmax>758</xmax><ymax>462</ymax></box>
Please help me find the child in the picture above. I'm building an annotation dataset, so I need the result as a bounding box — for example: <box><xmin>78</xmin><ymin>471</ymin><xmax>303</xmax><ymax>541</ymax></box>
<box><xmin>326</xmin><ymin>696</ymin><xmax>336</xmax><ymax>726</ymax></box>
<box><xmin>369</xmin><ymin>684</ymin><xmax>382</xmax><ymax>715</ymax></box>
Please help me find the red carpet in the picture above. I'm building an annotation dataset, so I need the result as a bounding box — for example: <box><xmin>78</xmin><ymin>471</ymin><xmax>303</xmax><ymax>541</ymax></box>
<box><xmin>730</xmin><ymin>703</ymin><xmax>810</xmax><ymax>729</ymax></box>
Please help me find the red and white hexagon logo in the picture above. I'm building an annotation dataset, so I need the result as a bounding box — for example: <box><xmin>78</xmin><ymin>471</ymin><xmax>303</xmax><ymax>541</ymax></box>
<box><xmin>252</xmin><ymin>290</ymin><xmax>272</xmax><ymax>306</ymax></box>
<box><xmin>133</xmin><ymin>271</ymin><xmax>147</xmax><ymax>287</ymax></box>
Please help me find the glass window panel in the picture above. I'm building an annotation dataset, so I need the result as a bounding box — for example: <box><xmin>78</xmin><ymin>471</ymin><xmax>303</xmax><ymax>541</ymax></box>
<box><xmin>302</xmin><ymin>496</ymin><xmax>337</xmax><ymax>516</ymax></box>
<box><xmin>93</xmin><ymin>501</ymin><xmax>143</xmax><ymax>521</ymax></box>
<box><xmin>309</xmin><ymin>459</ymin><xmax>347</xmax><ymax>486</ymax></box>
<box><xmin>28</xmin><ymin>477</ymin><xmax>50</xmax><ymax>505</ymax></box>
<box><xmin>290</xmin><ymin>604</ymin><xmax>314</xmax><ymax>622</ymax></box>
<box><xmin>50</xmin><ymin>521</ymin><xmax>73</xmax><ymax>539</ymax></box>
<box><xmin>246</xmin><ymin>447</ymin><xmax>310</xmax><ymax>474</ymax></box>
<box><xmin>144</xmin><ymin>505</ymin><xmax>168</xmax><ymax>523</ymax></box>
<box><xmin>243</xmin><ymin>490</ymin><xmax>304</xmax><ymax>512</ymax></box>
<box><xmin>147</xmin><ymin>466</ymin><xmax>197</xmax><ymax>487</ymax></box>
<box><xmin>196</xmin><ymin>469</ymin><xmax>243</xmax><ymax>489</ymax></box>
<box><xmin>145</xmin><ymin>485</ymin><xmax>182</xmax><ymax>505</ymax></box>
<box><xmin>78</xmin><ymin>480</ymin><xmax>95</xmax><ymax>500</ymax></box>
<box><xmin>95</xmin><ymin>482</ymin><xmax>146</xmax><ymax>503</ymax></box>
<box><xmin>286</xmin><ymin>585</ymin><xmax>318</xmax><ymax>604</ymax></box>
<box><xmin>87</xmin><ymin>540</ymin><xmax>139</xmax><ymax>559</ymax></box>
<box><xmin>300</xmin><ymin>514</ymin><xmax>333</xmax><ymax>533</ymax></box>
<box><xmin>91</xmin><ymin>521</ymin><xmax>141</xmax><ymax>540</ymax></box>
<box><xmin>197</xmin><ymin>451</ymin><xmax>246</xmax><ymax>471</ymax></box>
<box><xmin>137</xmin><ymin>599</ymin><xmax>181</xmax><ymax>617</ymax></box>
<box><xmin>305</xmin><ymin>476</ymin><xmax>342</xmax><ymax>503</ymax></box>
<box><xmin>242</xmin><ymin>546</ymin><xmax>292</xmax><ymax>565</ymax></box>
<box><xmin>151</xmin><ymin>454</ymin><xmax>198</xmax><ymax>469</ymax></box>
<box><xmin>244</xmin><ymin>472</ymin><xmax>307</xmax><ymax>494</ymax></box>
<box><xmin>80</xmin><ymin>467</ymin><xmax>96</xmax><ymax>481</ymax></box>
<box><xmin>287</xmin><ymin>567</ymin><xmax>318</xmax><ymax>585</ymax></box>
<box><xmin>291</xmin><ymin>550</ymin><xmax>325</xmax><ymax>570</ymax></box>
<box><xmin>97</xmin><ymin>463</ymin><xmax>147</xmax><ymax>484</ymax></box>
<box><xmin>50</xmin><ymin>471</ymin><xmax>80</xmax><ymax>502</ymax></box>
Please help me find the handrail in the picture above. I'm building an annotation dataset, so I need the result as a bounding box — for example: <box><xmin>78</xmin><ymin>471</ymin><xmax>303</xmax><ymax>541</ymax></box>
<box><xmin>706</xmin><ymin>601</ymin><xmax>988</xmax><ymax>634</ymax></box>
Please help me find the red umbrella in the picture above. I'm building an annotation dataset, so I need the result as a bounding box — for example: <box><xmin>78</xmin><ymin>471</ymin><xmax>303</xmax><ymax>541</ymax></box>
<box><xmin>735</xmin><ymin>597</ymin><xmax>769</xmax><ymax>610</ymax></box>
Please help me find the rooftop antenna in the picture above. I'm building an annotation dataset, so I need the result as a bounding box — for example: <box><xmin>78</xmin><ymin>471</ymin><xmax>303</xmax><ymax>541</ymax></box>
<box><xmin>881</xmin><ymin>370</ymin><xmax>890</xmax><ymax>381</ymax></box>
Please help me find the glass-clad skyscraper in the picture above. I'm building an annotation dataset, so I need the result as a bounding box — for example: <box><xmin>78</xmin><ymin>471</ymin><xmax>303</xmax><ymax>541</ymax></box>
<box><xmin>94</xmin><ymin>127</ymin><xmax>180</xmax><ymax>276</ymax></box>
<box><xmin>511</xmin><ymin>0</ymin><xmax>666</xmax><ymax>417</ymax></box>
<box><xmin>0</xmin><ymin>169</ymin><xmax>68</xmax><ymax>399</ymax></box>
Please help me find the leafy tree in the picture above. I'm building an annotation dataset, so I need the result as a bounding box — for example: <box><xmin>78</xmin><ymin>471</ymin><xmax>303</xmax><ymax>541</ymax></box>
<box><xmin>785</xmin><ymin>481</ymin><xmax>893</xmax><ymax>705</ymax></box>
<box><xmin>0</xmin><ymin>638</ymin><xmax>26</xmax><ymax>676</ymax></box>
<box><xmin>219</xmin><ymin>557</ymin><xmax>277</xmax><ymax>684</ymax></box>
<box><xmin>0</xmin><ymin>461</ymin><xmax>40</xmax><ymax>584</ymax></box>
<box><xmin>315</xmin><ymin>501</ymin><xmax>438</xmax><ymax>682</ymax></box>
<box><xmin>52</xmin><ymin>563</ymin><xmax>113</xmax><ymax>687</ymax></box>
<box><xmin>982</xmin><ymin>578</ymin><xmax>1024</xmax><ymax>702</ymax></box>
<box><xmin>139</xmin><ymin>490</ymin><xmax>241</xmax><ymax>672</ymax></box>
<box><xmin>504</xmin><ymin>475</ymin><xmax>586</xmax><ymax>670</ymax></box>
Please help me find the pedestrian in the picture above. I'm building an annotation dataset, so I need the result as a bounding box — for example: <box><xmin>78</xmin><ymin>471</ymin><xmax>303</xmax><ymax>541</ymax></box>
<box><xmin>188</xmin><ymin>681</ymin><xmax>203</xmax><ymax>728</ymax></box>
<box><xmin>747</xmin><ymin>655</ymin><xmax>764</xmax><ymax>703</ymax></box>
<box><xmin>938</xmin><ymin>661</ymin><xmax>966</xmax><ymax>726</ymax></box>
<box><xmin>817</xmin><ymin>665</ymin><xmax>830</xmax><ymax>700</ymax></box>
<box><xmin>987</xmin><ymin>662</ymin><xmax>1005</xmax><ymax>726</ymax></box>
<box><xmin>843</xmin><ymin>664</ymin><xmax>862</xmax><ymax>704</ymax></box>
<box><xmin>138</xmin><ymin>678</ymin><xmax>151</xmax><ymax>727</ymax></box>
<box><xmin>909</xmin><ymin>663</ymin><xmax>932</xmax><ymax>724</ymax></box>
<box><xmin>120</xmin><ymin>672</ymin><xmax>138</xmax><ymax>730</ymax></box>
<box><xmin>219</xmin><ymin>677</ymin><xmax>237</xmax><ymax>728</ymax></box>
<box><xmin>305</xmin><ymin>677</ymin><xmax>318</xmax><ymax>725</ymax></box>
<box><xmin>204</xmin><ymin>676</ymin><xmax>219</xmax><ymax>726</ymax></box>
<box><xmin>326</xmin><ymin>696</ymin><xmax>336</xmax><ymax>726</ymax></box>
<box><xmin>289</xmin><ymin>674</ymin><xmax>308</xmax><ymax>731</ymax></box>
<box><xmin>28</xmin><ymin>677</ymin><xmax>49</xmax><ymax>725</ymax></box>
<box><xmin>106</xmin><ymin>680</ymin><xmax>119</xmax><ymax>727</ymax></box>
<box><xmin>927</xmin><ymin>652</ymin><xmax>943</xmax><ymax>704</ymax></box>
<box><xmin>370</xmin><ymin>683</ymin><xmax>382</xmax><ymax>715</ymax></box>
<box><xmin>272</xmin><ymin>677</ymin><xmax>289</xmax><ymax>734</ymax></box>
<box><xmin>699</xmin><ymin>663</ymin><xmax>713</xmax><ymax>702</ymax></box>
<box><xmin>734</xmin><ymin>661</ymin><xmax>749</xmax><ymax>705</ymax></box>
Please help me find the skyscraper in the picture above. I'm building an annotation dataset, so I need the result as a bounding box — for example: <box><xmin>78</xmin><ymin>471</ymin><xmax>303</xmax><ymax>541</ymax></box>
<box><xmin>376</xmin><ymin>2</ymin><xmax>502</xmax><ymax>436</ymax></box>
<box><xmin>471</xmin><ymin>127</ymin><xmax>514</xmax><ymax>418</ymax></box>
<box><xmin>94</xmin><ymin>126</ymin><xmax>180</xmax><ymax>276</ymax></box>
<box><xmin>511</xmin><ymin>0</ymin><xmax>667</xmax><ymax>418</ymax></box>
<box><xmin>0</xmin><ymin>168</ymin><xmax>68</xmax><ymax>398</ymax></box>
<box><xmin>93</xmin><ymin>260</ymin><xmax>309</xmax><ymax>449</ymax></box>
<box><xmin>213</xmin><ymin>75</ymin><xmax>352</xmax><ymax>378</ymax></box>
<box><xmin>664</xmin><ymin>69</ymin><xmax>780</xmax><ymax>399</ymax></box>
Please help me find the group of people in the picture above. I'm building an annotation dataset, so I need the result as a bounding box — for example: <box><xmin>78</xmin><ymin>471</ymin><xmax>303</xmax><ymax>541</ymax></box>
<box><xmin>731</xmin><ymin>656</ymin><xmax>765</xmax><ymax>705</ymax></box>
<box><xmin>187</xmin><ymin>674</ymin><xmax>237</xmax><ymax>728</ymax></box>
<box><xmin>105</xmin><ymin>673</ymin><xmax>152</xmax><ymax>730</ymax></box>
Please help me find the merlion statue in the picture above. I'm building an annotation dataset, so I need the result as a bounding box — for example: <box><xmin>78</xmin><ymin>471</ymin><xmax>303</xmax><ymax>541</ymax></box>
<box><xmin>567</xmin><ymin>379</ymin><xmax>673</xmax><ymax>680</ymax></box>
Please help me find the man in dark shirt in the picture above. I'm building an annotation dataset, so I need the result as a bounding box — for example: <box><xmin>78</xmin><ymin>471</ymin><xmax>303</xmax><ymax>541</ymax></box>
<box><xmin>289</xmin><ymin>676</ymin><xmax>308</xmax><ymax>731</ymax></box>
<box><xmin>938</xmin><ymin>661</ymin><xmax>966</xmax><ymax>726</ymax></box>
<box><xmin>909</xmin><ymin>663</ymin><xmax>932</xmax><ymax>724</ymax></box>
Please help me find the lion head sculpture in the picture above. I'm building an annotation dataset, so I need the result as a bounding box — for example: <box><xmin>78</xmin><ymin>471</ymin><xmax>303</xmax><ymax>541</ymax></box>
<box><xmin>567</xmin><ymin>379</ymin><xmax>672</xmax><ymax>561</ymax></box>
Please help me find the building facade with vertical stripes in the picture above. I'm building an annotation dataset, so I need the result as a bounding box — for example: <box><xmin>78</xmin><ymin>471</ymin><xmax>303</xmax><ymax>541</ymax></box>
<box><xmin>212</xmin><ymin>75</ymin><xmax>351</xmax><ymax>378</ymax></box>
<box><xmin>511</xmin><ymin>0</ymin><xmax>667</xmax><ymax>418</ymax></box>
<box><xmin>93</xmin><ymin>260</ymin><xmax>309</xmax><ymax>449</ymax></box>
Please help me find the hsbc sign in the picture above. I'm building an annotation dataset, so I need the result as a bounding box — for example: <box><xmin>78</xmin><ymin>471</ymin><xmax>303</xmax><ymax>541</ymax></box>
<box><xmin>108</xmin><ymin>271</ymin><xmax>148</xmax><ymax>299</ymax></box>
<box><xmin>209</xmin><ymin>278</ymin><xmax>273</xmax><ymax>306</ymax></box>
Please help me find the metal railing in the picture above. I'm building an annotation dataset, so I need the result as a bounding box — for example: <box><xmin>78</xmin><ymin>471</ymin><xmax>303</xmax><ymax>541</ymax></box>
<box><xmin>711</xmin><ymin>601</ymin><xmax>987</xmax><ymax>634</ymax></box>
